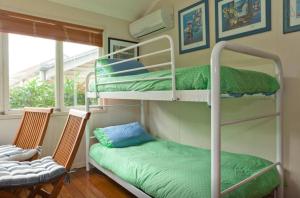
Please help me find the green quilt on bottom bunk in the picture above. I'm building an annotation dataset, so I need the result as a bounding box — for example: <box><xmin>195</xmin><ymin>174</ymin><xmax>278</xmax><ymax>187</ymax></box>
<box><xmin>95</xmin><ymin>65</ymin><xmax>280</xmax><ymax>96</ymax></box>
<box><xmin>89</xmin><ymin>140</ymin><xmax>280</xmax><ymax>198</ymax></box>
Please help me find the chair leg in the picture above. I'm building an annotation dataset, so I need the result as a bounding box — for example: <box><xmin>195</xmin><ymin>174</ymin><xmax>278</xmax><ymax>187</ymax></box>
<box><xmin>28</xmin><ymin>185</ymin><xmax>42</xmax><ymax>198</ymax></box>
<box><xmin>48</xmin><ymin>177</ymin><xmax>64</xmax><ymax>198</ymax></box>
<box><xmin>28</xmin><ymin>176</ymin><xmax>65</xmax><ymax>198</ymax></box>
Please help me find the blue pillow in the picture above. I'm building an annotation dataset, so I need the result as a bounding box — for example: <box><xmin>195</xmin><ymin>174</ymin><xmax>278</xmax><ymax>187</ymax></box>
<box><xmin>96</xmin><ymin>58</ymin><xmax>148</xmax><ymax>77</ymax></box>
<box><xmin>94</xmin><ymin>122</ymin><xmax>154</xmax><ymax>148</ymax></box>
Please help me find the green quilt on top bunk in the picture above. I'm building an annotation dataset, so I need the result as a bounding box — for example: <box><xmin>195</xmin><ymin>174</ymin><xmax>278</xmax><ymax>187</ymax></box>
<box><xmin>89</xmin><ymin>140</ymin><xmax>280</xmax><ymax>198</ymax></box>
<box><xmin>95</xmin><ymin>65</ymin><xmax>279</xmax><ymax>96</ymax></box>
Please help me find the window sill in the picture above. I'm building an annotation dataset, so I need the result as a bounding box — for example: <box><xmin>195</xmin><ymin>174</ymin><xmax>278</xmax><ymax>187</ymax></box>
<box><xmin>0</xmin><ymin>109</ymin><xmax>105</xmax><ymax>120</ymax></box>
<box><xmin>0</xmin><ymin>111</ymin><xmax>69</xmax><ymax>120</ymax></box>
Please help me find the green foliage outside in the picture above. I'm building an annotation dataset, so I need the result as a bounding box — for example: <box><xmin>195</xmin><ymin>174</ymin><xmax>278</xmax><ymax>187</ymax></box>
<box><xmin>64</xmin><ymin>78</ymin><xmax>85</xmax><ymax>107</ymax></box>
<box><xmin>10</xmin><ymin>78</ymin><xmax>86</xmax><ymax>109</ymax></box>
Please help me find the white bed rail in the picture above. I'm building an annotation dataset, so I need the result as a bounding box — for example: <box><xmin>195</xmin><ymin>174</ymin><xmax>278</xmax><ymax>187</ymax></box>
<box><xmin>210</xmin><ymin>41</ymin><xmax>284</xmax><ymax>198</ymax></box>
<box><xmin>85</xmin><ymin>35</ymin><xmax>284</xmax><ymax>198</ymax></box>
<box><xmin>95</xmin><ymin>35</ymin><xmax>177</xmax><ymax>101</ymax></box>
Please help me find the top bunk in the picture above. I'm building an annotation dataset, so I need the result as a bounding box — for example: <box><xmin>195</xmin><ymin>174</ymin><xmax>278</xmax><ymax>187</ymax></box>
<box><xmin>86</xmin><ymin>35</ymin><xmax>283</xmax><ymax>103</ymax></box>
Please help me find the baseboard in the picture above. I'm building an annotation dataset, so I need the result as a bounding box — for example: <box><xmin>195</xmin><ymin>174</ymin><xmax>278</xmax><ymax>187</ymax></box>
<box><xmin>72</xmin><ymin>161</ymin><xmax>86</xmax><ymax>169</ymax></box>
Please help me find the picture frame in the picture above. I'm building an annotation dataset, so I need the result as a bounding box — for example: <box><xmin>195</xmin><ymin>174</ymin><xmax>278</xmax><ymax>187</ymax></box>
<box><xmin>108</xmin><ymin>37</ymin><xmax>139</xmax><ymax>59</ymax></box>
<box><xmin>215</xmin><ymin>0</ymin><xmax>271</xmax><ymax>42</ymax></box>
<box><xmin>283</xmin><ymin>0</ymin><xmax>300</xmax><ymax>33</ymax></box>
<box><xmin>178</xmin><ymin>0</ymin><xmax>210</xmax><ymax>54</ymax></box>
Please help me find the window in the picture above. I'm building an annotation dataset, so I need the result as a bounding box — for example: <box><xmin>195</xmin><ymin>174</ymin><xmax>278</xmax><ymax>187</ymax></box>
<box><xmin>8</xmin><ymin>33</ymin><xmax>56</xmax><ymax>109</ymax></box>
<box><xmin>0</xmin><ymin>10</ymin><xmax>103</xmax><ymax>114</ymax></box>
<box><xmin>63</xmin><ymin>42</ymin><xmax>99</xmax><ymax>107</ymax></box>
<box><xmin>3</xmin><ymin>34</ymin><xmax>101</xmax><ymax>112</ymax></box>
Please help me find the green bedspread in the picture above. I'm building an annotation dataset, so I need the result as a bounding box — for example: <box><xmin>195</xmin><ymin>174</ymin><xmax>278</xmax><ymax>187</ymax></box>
<box><xmin>95</xmin><ymin>65</ymin><xmax>279</xmax><ymax>96</ymax></box>
<box><xmin>89</xmin><ymin>140</ymin><xmax>279</xmax><ymax>198</ymax></box>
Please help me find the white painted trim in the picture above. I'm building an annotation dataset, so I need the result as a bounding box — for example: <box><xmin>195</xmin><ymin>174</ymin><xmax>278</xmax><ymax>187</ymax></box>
<box><xmin>56</xmin><ymin>41</ymin><xmax>64</xmax><ymax>112</ymax></box>
<box><xmin>0</xmin><ymin>34</ymin><xmax>5</xmax><ymax>114</ymax></box>
<box><xmin>69</xmin><ymin>109</ymin><xmax>89</xmax><ymax>118</ymax></box>
<box><xmin>0</xmin><ymin>111</ymin><xmax>68</xmax><ymax>120</ymax></box>
<box><xmin>98</xmin><ymin>90</ymin><xmax>210</xmax><ymax>102</ymax></box>
<box><xmin>2</xmin><ymin>34</ymin><xmax>9</xmax><ymax>114</ymax></box>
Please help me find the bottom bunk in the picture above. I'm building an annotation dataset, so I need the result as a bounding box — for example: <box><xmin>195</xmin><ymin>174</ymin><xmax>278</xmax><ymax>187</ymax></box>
<box><xmin>89</xmin><ymin>140</ymin><xmax>279</xmax><ymax>198</ymax></box>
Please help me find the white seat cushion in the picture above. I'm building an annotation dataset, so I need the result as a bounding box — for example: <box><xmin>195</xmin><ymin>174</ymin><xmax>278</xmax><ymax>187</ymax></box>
<box><xmin>0</xmin><ymin>145</ymin><xmax>40</xmax><ymax>161</ymax></box>
<box><xmin>0</xmin><ymin>156</ymin><xmax>66</xmax><ymax>188</ymax></box>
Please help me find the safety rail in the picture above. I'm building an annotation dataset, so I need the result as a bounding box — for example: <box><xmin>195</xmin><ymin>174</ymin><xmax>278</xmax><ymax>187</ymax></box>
<box><xmin>95</xmin><ymin>35</ymin><xmax>176</xmax><ymax>100</ymax></box>
<box><xmin>221</xmin><ymin>112</ymin><xmax>280</xmax><ymax>126</ymax></box>
<box><xmin>221</xmin><ymin>162</ymin><xmax>280</xmax><ymax>196</ymax></box>
<box><xmin>99</xmin><ymin>48</ymin><xmax>171</xmax><ymax>68</ymax></box>
<box><xmin>211</xmin><ymin>41</ymin><xmax>284</xmax><ymax>198</ymax></box>
<box><xmin>99</xmin><ymin>62</ymin><xmax>172</xmax><ymax>77</ymax></box>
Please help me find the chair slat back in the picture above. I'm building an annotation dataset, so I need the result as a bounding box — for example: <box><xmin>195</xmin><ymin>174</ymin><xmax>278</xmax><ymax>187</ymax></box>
<box><xmin>13</xmin><ymin>108</ymin><xmax>53</xmax><ymax>149</ymax></box>
<box><xmin>52</xmin><ymin>109</ymin><xmax>91</xmax><ymax>170</ymax></box>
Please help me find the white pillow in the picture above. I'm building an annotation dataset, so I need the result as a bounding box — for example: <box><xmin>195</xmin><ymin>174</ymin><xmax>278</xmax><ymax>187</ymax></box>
<box><xmin>0</xmin><ymin>145</ymin><xmax>40</xmax><ymax>161</ymax></box>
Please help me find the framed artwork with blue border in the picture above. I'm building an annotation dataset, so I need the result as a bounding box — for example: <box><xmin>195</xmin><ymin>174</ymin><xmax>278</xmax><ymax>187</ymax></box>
<box><xmin>284</xmin><ymin>0</ymin><xmax>300</xmax><ymax>33</ymax></box>
<box><xmin>215</xmin><ymin>0</ymin><xmax>271</xmax><ymax>42</ymax></box>
<box><xmin>178</xmin><ymin>0</ymin><xmax>210</xmax><ymax>54</ymax></box>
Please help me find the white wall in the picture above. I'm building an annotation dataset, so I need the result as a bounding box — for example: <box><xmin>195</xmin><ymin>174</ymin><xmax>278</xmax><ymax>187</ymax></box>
<box><xmin>0</xmin><ymin>0</ymin><xmax>135</xmax><ymax>52</ymax></box>
<box><xmin>0</xmin><ymin>0</ymin><xmax>139</xmax><ymax>167</ymax></box>
<box><xmin>142</xmin><ymin>0</ymin><xmax>300</xmax><ymax>197</ymax></box>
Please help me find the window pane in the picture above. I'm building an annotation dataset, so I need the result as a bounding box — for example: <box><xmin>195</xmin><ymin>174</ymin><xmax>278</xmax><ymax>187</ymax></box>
<box><xmin>63</xmin><ymin>42</ymin><xmax>98</xmax><ymax>107</ymax></box>
<box><xmin>9</xmin><ymin>33</ymin><xmax>56</xmax><ymax>109</ymax></box>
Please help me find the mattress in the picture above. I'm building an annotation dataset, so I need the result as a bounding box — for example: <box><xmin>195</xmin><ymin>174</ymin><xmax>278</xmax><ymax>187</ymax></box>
<box><xmin>89</xmin><ymin>140</ymin><xmax>280</xmax><ymax>198</ymax></box>
<box><xmin>95</xmin><ymin>65</ymin><xmax>280</xmax><ymax>96</ymax></box>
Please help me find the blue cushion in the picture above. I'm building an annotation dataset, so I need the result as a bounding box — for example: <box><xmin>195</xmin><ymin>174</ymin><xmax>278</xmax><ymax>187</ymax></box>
<box><xmin>94</xmin><ymin>122</ymin><xmax>154</xmax><ymax>148</ymax></box>
<box><xmin>96</xmin><ymin>58</ymin><xmax>148</xmax><ymax>77</ymax></box>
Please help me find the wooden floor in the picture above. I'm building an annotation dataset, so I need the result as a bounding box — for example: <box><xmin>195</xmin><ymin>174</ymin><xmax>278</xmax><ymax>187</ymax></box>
<box><xmin>12</xmin><ymin>168</ymin><xmax>135</xmax><ymax>198</ymax></box>
<box><xmin>55</xmin><ymin>168</ymin><xmax>135</xmax><ymax>198</ymax></box>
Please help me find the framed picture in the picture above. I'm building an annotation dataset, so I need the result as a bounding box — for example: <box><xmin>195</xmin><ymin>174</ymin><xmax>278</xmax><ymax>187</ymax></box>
<box><xmin>108</xmin><ymin>37</ymin><xmax>139</xmax><ymax>59</ymax></box>
<box><xmin>178</xmin><ymin>0</ymin><xmax>210</xmax><ymax>54</ymax></box>
<box><xmin>215</xmin><ymin>0</ymin><xmax>271</xmax><ymax>42</ymax></box>
<box><xmin>284</xmin><ymin>0</ymin><xmax>300</xmax><ymax>33</ymax></box>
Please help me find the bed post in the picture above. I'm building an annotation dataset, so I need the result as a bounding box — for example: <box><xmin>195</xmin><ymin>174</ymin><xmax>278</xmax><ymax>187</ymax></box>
<box><xmin>85</xmin><ymin>72</ymin><xmax>95</xmax><ymax>172</ymax></box>
<box><xmin>275</xmin><ymin>58</ymin><xmax>284</xmax><ymax>198</ymax></box>
<box><xmin>210</xmin><ymin>42</ymin><xmax>224</xmax><ymax>198</ymax></box>
<box><xmin>140</xmin><ymin>100</ymin><xmax>145</xmax><ymax>127</ymax></box>
<box><xmin>210</xmin><ymin>41</ymin><xmax>284</xmax><ymax>198</ymax></box>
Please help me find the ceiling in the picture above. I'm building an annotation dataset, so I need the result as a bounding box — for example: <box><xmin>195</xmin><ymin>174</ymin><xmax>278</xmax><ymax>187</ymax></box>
<box><xmin>47</xmin><ymin>0</ymin><xmax>160</xmax><ymax>21</ymax></box>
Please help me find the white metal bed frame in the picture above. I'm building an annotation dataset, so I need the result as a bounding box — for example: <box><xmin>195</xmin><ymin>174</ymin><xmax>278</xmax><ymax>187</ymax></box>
<box><xmin>85</xmin><ymin>35</ymin><xmax>284</xmax><ymax>198</ymax></box>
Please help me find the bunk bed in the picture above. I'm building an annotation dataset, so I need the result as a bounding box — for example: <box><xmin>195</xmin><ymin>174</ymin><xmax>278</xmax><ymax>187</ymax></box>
<box><xmin>85</xmin><ymin>35</ymin><xmax>284</xmax><ymax>198</ymax></box>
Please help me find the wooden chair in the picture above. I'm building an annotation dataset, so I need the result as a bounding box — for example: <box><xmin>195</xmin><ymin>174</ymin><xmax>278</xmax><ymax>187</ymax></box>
<box><xmin>0</xmin><ymin>109</ymin><xmax>90</xmax><ymax>198</ymax></box>
<box><xmin>28</xmin><ymin>109</ymin><xmax>91</xmax><ymax>198</ymax></box>
<box><xmin>0</xmin><ymin>108</ymin><xmax>53</xmax><ymax>161</ymax></box>
<box><xmin>13</xmin><ymin>107</ymin><xmax>54</xmax><ymax>150</ymax></box>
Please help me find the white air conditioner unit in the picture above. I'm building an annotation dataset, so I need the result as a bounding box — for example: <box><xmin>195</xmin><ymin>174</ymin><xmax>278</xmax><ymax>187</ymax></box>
<box><xmin>129</xmin><ymin>8</ymin><xmax>174</xmax><ymax>39</ymax></box>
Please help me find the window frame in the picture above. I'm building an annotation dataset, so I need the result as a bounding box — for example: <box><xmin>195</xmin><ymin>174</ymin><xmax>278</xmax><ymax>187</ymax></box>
<box><xmin>61</xmin><ymin>41</ymin><xmax>101</xmax><ymax>112</ymax></box>
<box><xmin>0</xmin><ymin>33</ymin><xmax>101</xmax><ymax>115</ymax></box>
